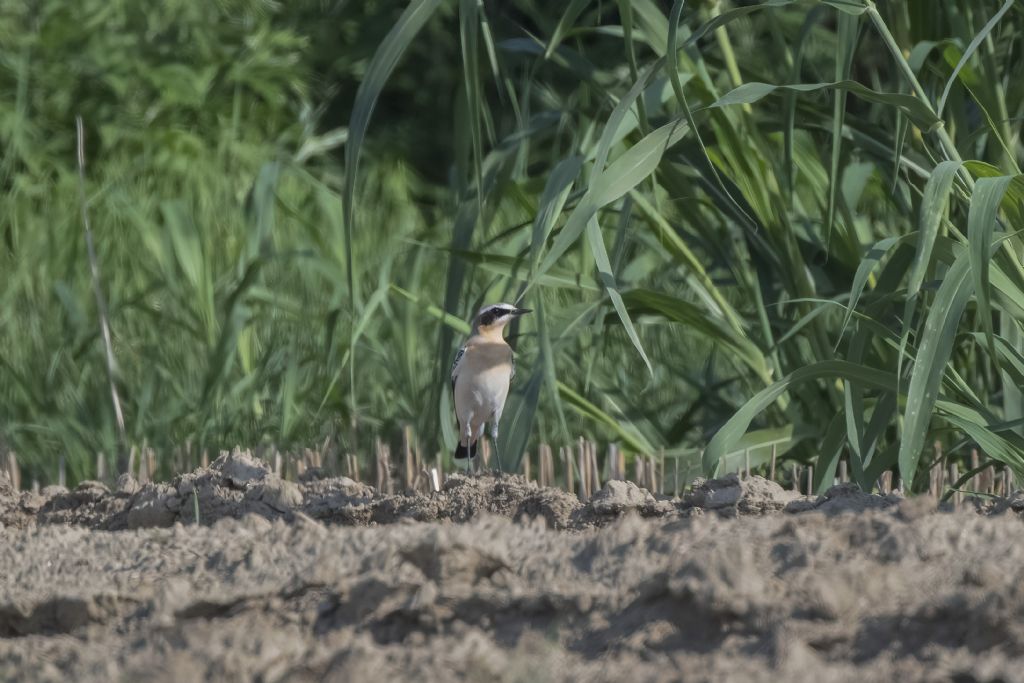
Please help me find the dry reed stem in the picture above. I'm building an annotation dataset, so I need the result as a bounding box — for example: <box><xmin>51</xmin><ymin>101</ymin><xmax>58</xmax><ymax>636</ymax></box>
<box><xmin>582</xmin><ymin>443</ymin><xmax>587</xmax><ymax>497</ymax></box>
<box><xmin>403</xmin><ymin>426</ymin><xmax>414</xmax><ymax>490</ymax></box>
<box><xmin>576</xmin><ymin>438</ymin><xmax>588</xmax><ymax>501</ymax></box>
<box><xmin>6</xmin><ymin>452</ymin><xmax>20</xmax><ymax>492</ymax></box>
<box><xmin>658</xmin><ymin>450</ymin><xmax>664</xmax><ymax>494</ymax></box>
<box><xmin>950</xmin><ymin>463</ymin><xmax>961</xmax><ymax>509</ymax></box>
<box><xmin>647</xmin><ymin>456</ymin><xmax>658</xmax><ymax>494</ymax></box>
<box><xmin>562</xmin><ymin>446</ymin><xmax>574</xmax><ymax>493</ymax></box>
<box><xmin>538</xmin><ymin>444</ymin><xmax>550</xmax><ymax>487</ymax></box>
<box><xmin>608</xmin><ymin>444</ymin><xmax>620</xmax><ymax>480</ymax></box>
<box><xmin>375</xmin><ymin>438</ymin><xmax>392</xmax><ymax>494</ymax></box>
<box><xmin>480</xmin><ymin>437</ymin><xmax>491</xmax><ymax>468</ymax></box>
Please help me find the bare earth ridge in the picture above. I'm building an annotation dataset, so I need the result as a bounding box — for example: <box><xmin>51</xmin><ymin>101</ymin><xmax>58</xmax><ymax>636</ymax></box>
<box><xmin>2</xmin><ymin>450</ymin><xmax>1022</xmax><ymax>682</ymax></box>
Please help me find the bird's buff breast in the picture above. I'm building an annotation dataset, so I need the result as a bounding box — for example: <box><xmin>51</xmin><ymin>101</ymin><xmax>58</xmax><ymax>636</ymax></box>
<box><xmin>457</xmin><ymin>367</ymin><xmax>511</xmax><ymax>405</ymax></box>
<box><xmin>454</xmin><ymin>343</ymin><xmax>512</xmax><ymax>417</ymax></box>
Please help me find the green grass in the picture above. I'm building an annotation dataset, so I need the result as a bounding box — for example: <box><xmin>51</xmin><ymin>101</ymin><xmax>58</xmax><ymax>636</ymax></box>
<box><xmin>2</xmin><ymin>0</ymin><xmax>1023</xmax><ymax>494</ymax></box>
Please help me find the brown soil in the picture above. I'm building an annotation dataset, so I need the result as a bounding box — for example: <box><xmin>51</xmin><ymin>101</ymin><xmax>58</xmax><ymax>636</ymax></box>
<box><xmin>1</xmin><ymin>451</ymin><xmax>1023</xmax><ymax>681</ymax></box>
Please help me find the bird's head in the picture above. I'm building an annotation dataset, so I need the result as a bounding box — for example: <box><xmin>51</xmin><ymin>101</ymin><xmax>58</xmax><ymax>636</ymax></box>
<box><xmin>472</xmin><ymin>302</ymin><xmax>531</xmax><ymax>336</ymax></box>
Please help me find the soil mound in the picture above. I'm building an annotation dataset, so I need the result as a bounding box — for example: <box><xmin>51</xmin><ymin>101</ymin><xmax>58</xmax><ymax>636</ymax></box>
<box><xmin>1</xmin><ymin>452</ymin><xmax>1012</xmax><ymax>533</ymax></box>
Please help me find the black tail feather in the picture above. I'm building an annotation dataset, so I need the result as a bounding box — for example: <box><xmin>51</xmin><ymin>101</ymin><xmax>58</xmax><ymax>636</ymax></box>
<box><xmin>454</xmin><ymin>441</ymin><xmax>478</xmax><ymax>460</ymax></box>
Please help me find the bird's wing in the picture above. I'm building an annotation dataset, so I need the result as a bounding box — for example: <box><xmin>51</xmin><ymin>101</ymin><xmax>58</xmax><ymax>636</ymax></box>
<box><xmin>450</xmin><ymin>345</ymin><xmax>467</xmax><ymax>395</ymax></box>
<box><xmin>510</xmin><ymin>351</ymin><xmax>516</xmax><ymax>381</ymax></box>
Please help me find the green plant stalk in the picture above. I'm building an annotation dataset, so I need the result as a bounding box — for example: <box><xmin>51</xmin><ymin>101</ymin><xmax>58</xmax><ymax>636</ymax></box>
<box><xmin>983</xmin><ymin>31</ymin><xmax>1024</xmax><ymax>437</ymax></box>
<box><xmin>866</xmin><ymin>2</ymin><xmax>1024</xmax><ymax>314</ymax></box>
<box><xmin>865</xmin><ymin>3</ymin><xmax>971</xmax><ymax>184</ymax></box>
<box><xmin>711</xmin><ymin>4</ymin><xmax>747</xmax><ymax>106</ymax></box>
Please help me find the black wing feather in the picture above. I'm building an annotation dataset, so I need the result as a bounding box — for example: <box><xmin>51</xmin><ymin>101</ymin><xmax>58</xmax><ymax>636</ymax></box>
<box><xmin>450</xmin><ymin>346</ymin><xmax>467</xmax><ymax>395</ymax></box>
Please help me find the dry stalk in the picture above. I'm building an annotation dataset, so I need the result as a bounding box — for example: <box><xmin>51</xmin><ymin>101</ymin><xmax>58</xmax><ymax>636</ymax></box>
<box><xmin>608</xmin><ymin>443</ymin><xmax>620</xmax><ymax>480</ymax></box>
<box><xmin>950</xmin><ymin>463</ymin><xmax>961</xmax><ymax>509</ymax></box>
<box><xmin>562</xmin><ymin>446</ymin><xmax>574</xmax><ymax>493</ymax></box>
<box><xmin>538</xmin><ymin>443</ymin><xmax>549</xmax><ymax>487</ymax></box>
<box><xmin>7</xmin><ymin>452</ymin><xmax>20</xmax><ymax>492</ymax></box>
<box><xmin>375</xmin><ymin>438</ymin><xmax>392</xmax><ymax>494</ymax></box>
<box><xmin>403</xmin><ymin>426</ymin><xmax>414</xmax><ymax>490</ymax></box>
<box><xmin>970</xmin><ymin>449</ymin><xmax>980</xmax><ymax>494</ymax></box>
<box><xmin>581</xmin><ymin>444</ymin><xmax>589</xmax><ymax>499</ymax></box>
<box><xmin>480</xmin><ymin>436</ymin><xmax>491</xmax><ymax>468</ymax></box>
<box><xmin>658</xmin><ymin>449</ymin><xmax>664</xmax><ymax>494</ymax></box>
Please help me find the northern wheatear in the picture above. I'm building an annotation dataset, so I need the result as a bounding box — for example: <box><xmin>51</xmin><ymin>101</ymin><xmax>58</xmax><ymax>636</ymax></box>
<box><xmin>450</xmin><ymin>303</ymin><xmax>531</xmax><ymax>468</ymax></box>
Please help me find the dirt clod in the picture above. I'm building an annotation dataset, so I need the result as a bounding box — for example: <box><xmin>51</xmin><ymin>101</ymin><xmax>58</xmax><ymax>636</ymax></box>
<box><xmin>685</xmin><ymin>473</ymin><xmax>800</xmax><ymax>515</ymax></box>
<box><xmin>588</xmin><ymin>479</ymin><xmax>656</xmax><ymax>515</ymax></box>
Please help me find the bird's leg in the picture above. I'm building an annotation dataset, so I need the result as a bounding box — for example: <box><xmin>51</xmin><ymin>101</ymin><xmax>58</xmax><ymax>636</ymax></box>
<box><xmin>490</xmin><ymin>421</ymin><xmax>502</xmax><ymax>474</ymax></box>
<box><xmin>462</xmin><ymin>413</ymin><xmax>475</xmax><ymax>471</ymax></box>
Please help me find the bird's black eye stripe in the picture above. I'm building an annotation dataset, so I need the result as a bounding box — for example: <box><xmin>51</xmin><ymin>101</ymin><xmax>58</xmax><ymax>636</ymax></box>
<box><xmin>479</xmin><ymin>306</ymin><xmax>515</xmax><ymax>326</ymax></box>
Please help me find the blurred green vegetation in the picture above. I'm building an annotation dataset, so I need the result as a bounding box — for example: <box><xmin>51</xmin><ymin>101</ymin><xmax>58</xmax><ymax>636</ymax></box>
<box><xmin>1</xmin><ymin>0</ymin><xmax>1023</xmax><ymax>493</ymax></box>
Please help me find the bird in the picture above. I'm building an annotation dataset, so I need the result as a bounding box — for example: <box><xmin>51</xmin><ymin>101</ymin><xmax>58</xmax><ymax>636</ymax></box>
<box><xmin>450</xmin><ymin>303</ymin><xmax>531</xmax><ymax>469</ymax></box>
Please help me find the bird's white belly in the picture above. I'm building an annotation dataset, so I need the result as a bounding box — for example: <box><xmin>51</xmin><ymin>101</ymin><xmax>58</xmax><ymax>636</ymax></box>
<box><xmin>456</xmin><ymin>365</ymin><xmax>511</xmax><ymax>418</ymax></box>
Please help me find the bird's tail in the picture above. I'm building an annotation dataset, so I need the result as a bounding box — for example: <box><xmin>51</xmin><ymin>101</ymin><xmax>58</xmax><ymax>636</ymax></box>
<box><xmin>454</xmin><ymin>441</ymin><xmax>478</xmax><ymax>460</ymax></box>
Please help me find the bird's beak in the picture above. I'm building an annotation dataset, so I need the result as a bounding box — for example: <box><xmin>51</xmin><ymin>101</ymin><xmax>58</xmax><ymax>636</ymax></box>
<box><xmin>513</xmin><ymin>308</ymin><xmax>532</xmax><ymax>316</ymax></box>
